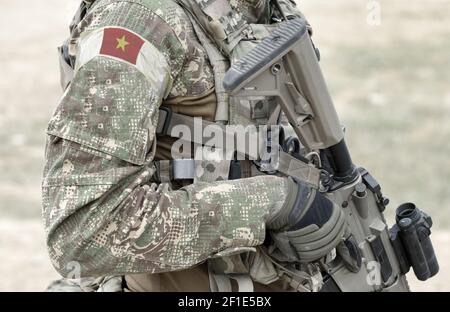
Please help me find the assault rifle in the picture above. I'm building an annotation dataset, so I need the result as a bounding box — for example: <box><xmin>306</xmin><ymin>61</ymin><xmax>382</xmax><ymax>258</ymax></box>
<box><xmin>223</xmin><ymin>18</ymin><xmax>438</xmax><ymax>292</ymax></box>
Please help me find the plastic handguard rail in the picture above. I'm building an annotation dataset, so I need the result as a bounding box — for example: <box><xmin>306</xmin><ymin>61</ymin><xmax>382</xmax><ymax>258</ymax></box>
<box><xmin>223</xmin><ymin>18</ymin><xmax>308</xmax><ymax>93</ymax></box>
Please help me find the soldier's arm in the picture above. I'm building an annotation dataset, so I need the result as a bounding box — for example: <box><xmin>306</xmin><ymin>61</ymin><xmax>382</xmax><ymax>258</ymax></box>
<box><xmin>43</xmin><ymin>0</ymin><xmax>292</xmax><ymax>277</ymax></box>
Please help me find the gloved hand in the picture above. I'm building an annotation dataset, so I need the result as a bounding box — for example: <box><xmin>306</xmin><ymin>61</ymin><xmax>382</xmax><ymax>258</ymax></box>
<box><xmin>267</xmin><ymin>178</ymin><xmax>346</xmax><ymax>263</ymax></box>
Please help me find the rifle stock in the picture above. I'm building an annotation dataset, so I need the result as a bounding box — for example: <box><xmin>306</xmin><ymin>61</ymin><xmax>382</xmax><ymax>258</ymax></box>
<box><xmin>224</xmin><ymin>18</ymin><xmax>438</xmax><ymax>291</ymax></box>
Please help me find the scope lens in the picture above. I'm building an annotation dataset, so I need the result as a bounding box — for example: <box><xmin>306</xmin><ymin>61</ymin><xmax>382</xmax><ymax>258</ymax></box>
<box><xmin>396</xmin><ymin>203</ymin><xmax>418</xmax><ymax>220</ymax></box>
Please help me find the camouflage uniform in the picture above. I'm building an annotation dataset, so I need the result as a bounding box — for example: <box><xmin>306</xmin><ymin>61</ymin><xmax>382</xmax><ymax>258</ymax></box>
<box><xmin>43</xmin><ymin>0</ymin><xmax>308</xmax><ymax>291</ymax></box>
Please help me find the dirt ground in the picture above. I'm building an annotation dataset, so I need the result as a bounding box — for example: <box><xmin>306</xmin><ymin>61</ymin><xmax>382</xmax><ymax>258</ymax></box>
<box><xmin>0</xmin><ymin>0</ymin><xmax>449</xmax><ymax>292</ymax></box>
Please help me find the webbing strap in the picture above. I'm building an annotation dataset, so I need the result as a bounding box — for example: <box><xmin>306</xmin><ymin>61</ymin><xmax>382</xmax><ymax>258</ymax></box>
<box><xmin>157</xmin><ymin>110</ymin><xmax>258</xmax><ymax>159</ymax></box>
<box><xmin>175</xmin><ymin>0</ymin><xmax>231</xmax><ymax>123</ymax></box>
<box><xmin>230</xmin><ymin>275</ymin><xmax>254</xmax><ymax>292</ymax></box>
<box><xmin>154</xmin><ymin>159</ymin><xmax>252</xmax><ymax>182</ymax></box>
<box><xmin>208</xmin><ymin>262</ymin><xmax>232</xmax><ymax>292</ymax></box>
<box><xmin>208</xmin><ymin>263</ymin><xmax>254</xmax><ymax>292</ymax></box>
<box><xmin>158</xmin><ymin>160</ymin><xmax>171</xmax><ymax>183</ymax></box>
<box><xmin>156</xmin><ymin>110</ymin><xmax>321</xmax><ymax>189</ymax></box>
<box><xmin>277</xmin><ymin>151</ymin><xmax>321</xmax><ymax>189</ymax></box>
<box><xmin>189</xmin><ymin>20</ymin><xmax>230</xmax><ymax>123</ymax></box>
<box><xmin>209</xmin><ymin>274</ymin><xmax>232</xmax><ymax>292</ymax></box>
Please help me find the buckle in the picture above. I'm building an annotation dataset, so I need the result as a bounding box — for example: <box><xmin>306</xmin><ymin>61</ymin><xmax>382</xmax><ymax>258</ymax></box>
<box><xmin>172</xmin><ymin>159</ymin><xmax>195</xmax><ymax>180</ymax></box>
<box><xmin>156</xmin><ymin>106</ymin><xmax>173</xmax><ymax>136</ymax></box>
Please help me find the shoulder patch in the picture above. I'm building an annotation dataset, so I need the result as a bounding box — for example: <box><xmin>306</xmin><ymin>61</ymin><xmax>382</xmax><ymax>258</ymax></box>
<box><xmin>100</xmin><ymin>28</ymin><xmax>145</xmax><ymax>65</ymax></box>
<box><xmin>75</xmin><ymin>26</ymin><xmax>172</xmax><ymax>99</ymax></box>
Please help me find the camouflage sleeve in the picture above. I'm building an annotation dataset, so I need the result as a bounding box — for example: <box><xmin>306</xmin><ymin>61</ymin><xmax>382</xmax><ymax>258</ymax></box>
<box><xmin>42</xmin><ymin>0</ymin><xmax>290</xmax><ymax>278</ymax></box>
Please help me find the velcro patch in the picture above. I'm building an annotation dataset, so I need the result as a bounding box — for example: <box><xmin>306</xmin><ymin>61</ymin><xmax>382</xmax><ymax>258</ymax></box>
<box><xmin>100</xmin><ymin>28</ymin><xmax>145</xmax><ymax>65</ymax></box>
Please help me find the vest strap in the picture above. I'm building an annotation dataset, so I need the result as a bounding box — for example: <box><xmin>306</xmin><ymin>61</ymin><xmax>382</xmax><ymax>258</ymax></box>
<box><xmin>208</xmin><ymin>262</ymin><xmax>254</xmax><ymax>292</ymax></box>
<box><xmin>156</xmin><ymin>108</ymin><xmax>321</xmax><ymax>189</ymax></box>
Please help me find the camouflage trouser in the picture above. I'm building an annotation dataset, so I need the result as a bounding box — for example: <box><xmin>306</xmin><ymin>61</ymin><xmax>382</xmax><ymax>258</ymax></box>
<box><xmin>46</xmin><ymin>276</ymin><xmax>124</xmax><ymax>292</ymax></box>
<box><xmin>45</xmin><ymin>263</ymin><xmax>295</xmax><ymax>292</ymax></box>
<box><xmin>124</xmin><ymin>262</ymin><xmax>294</xmax><ymax>292</ymax></box>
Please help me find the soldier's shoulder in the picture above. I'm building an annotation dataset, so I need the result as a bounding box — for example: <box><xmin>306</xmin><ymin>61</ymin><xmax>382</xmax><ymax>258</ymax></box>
<box><xmin>90</xmin><ymin>0</ymin><xmax>190</xmax><ymax>44</ymax></box>
<box><xmin>92</xmin><ymin>0</ymin><xmax>188</xmax><ymax>18</ymax></box>
<box><xmin>86</xmin><ymin>0</ymin><xmax>191</xmax><ymax>70</ymax></box>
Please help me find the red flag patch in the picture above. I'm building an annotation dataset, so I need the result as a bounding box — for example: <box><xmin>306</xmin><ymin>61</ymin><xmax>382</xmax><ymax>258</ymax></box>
<box><xmin>100</xmin><ymin>28</ymin><xmax>145</xmax><ymax>65</ymax></box>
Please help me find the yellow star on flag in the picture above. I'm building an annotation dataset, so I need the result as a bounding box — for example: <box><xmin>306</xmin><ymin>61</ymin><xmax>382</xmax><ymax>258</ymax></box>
<box><xmin>116</xmin><ymin>35</ymin><xmax>130</xmax><ymax>52</ymax></box>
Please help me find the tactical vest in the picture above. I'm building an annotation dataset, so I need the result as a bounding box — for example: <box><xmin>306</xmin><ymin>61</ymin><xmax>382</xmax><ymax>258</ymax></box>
<box><xmin>57</xmin><ymin>0</ymin><xmax>316</xmax><ymax>292</ymax></box>
<box><xmin>167</xmin><ymin>0</ymin><xmax>309</xmax><ymax>292</ymax></box>
<box><xmin>174</xmin><ymin>0</ymin><xmax>306</xmax><ymax>127</ymax></box>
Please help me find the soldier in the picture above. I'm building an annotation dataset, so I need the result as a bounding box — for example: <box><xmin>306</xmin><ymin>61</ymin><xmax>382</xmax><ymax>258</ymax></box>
<box><xmin>43</xmin><ymin>0</ymin><xmax>346</xmax><ymax>292</ymax></box>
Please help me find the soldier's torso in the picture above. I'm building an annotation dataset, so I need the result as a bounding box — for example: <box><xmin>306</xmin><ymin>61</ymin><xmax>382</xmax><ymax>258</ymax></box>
<box><xmin>124</xmin><ymin>0</ymin><xmax>280</xmax><ymax>291</ymax></box>
<box><xmin>62</xmin><ymin>0</ymin><xmax>293</xmax><ymax>292</ymax></box>
<box><xmin>155</xmin><ymin>0</ymin><xmax>283</xmax><ymax>160</ymax></box>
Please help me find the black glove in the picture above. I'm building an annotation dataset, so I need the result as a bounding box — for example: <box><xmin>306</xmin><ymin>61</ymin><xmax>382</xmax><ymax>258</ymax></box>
<box><xmin>267</xmin><ymin>178</ymin><xmax>346</xmax><ymax>263</ymax></box>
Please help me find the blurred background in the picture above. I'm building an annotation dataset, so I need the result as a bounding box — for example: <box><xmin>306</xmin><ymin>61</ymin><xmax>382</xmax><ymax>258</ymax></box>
<box><xmin>0</xmin><ymin>0</ymin><xmax>449</xmax><ymax>291</ymax></box>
